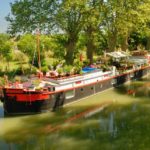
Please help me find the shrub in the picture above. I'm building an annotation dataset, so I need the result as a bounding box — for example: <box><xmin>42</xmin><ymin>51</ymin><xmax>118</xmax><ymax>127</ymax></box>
<box><xmin>30</xmin><ymin>66</ymin><xmax>38</xmax><ymax>75</ymax></box>
<box><xmin>83</xmin><ymin>59</ymin><xmax>90</xmax><ymax>66</ymax></box>
<box><xmin>52</xmin><ymin>60</ymin><xmax>60</xmax><ymax>70</ymax></box>
<box><xmin>63</xmin><ymin>65</ymin><xmax>72</xmax><ymax>75</ymax></box>
<box><xmin>41</xmin><ymin>66</ymin><xmax>49</xmax><ymax>75</ymax></box>
<box><xmin>56</xmin><ymin>67</ymin><xmax>63</xmax><ymax>75</ymax></box>
<box><xmin>0</xmin><ymin>77</ymin><xmax>5</xmax><ymax>86</ymax></box>
<box><xmin>15</xmin><ymin>67</ymin><xmax>23</xmax><ymax>75</ymax></box>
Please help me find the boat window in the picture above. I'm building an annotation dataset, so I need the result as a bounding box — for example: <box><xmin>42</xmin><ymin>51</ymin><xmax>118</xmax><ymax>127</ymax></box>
<box><xmin>53</xmin><ymin>87</ymin><xmax>55</xmax><ymax>91</ymax></box>
<box><xmin>48</xmin><ymin>87</ymin><xmax>55</xmax><ymax>91</ymax></box>
<box><xmin>65</xmin><ymin>90</ymin><xmax>75</xmax><ymax>99</ymax></box>
<box><xmin>130</xmin><ymin>73</ymin><xmax>134</xmax><ymax>78</ymax></box>
<box><xmin>48</xmin><ymin>87</ymin><xmax>51</xmax><ymax>91</ymax></box>
<box><xmin>111</xmin><ymin>79</ymin><xmax>117</xmax><ymax>85</ymax></box>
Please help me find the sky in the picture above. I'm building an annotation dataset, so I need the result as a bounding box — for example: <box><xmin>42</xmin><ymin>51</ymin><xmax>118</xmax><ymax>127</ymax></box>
<box><xmin>0</xmin><ymin>0</ymin><xmax>14</xmax><ymax>33</ymax></box>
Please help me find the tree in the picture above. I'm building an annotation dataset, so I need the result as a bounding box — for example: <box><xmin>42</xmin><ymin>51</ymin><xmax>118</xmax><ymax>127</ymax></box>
<box><xmin>2</xmin><ymin>41</ymin><xmax>13</xmax><ymax>71</ymax></box>
<box><xmin>83</xmin><ymin>0</ymin><xmax>104</xmax><ymax>64</ymax></box>
<box><xmin>50</xmin><ymin>34</ymin><xmax>67</xmax><ymax>60</ymax></box>
<box><xmin>13</xmin><ymin>50</ymin><xmax>29</xmax><ymax>74</ymax></box>
<box><xmin>6</xmin><ymin>0</ymin><xmax>57</xmax><ymax>34</ymax></box>
<box><xmin>17</xmin><ymin>34</ymin><xmax>36</xmax><ymax>62</ymax></box>
<box><xmin>0</xmin><ymin>34</ymin><xmax>13</xmax><ymax>71</ymax></box>
<box><xmin>129</xmin><ymin>31</ymin><xmax>147</xmax><ymax>50</ymax></box>
<box><xmin>103</xmin><ymin>0</ymin><xmax>150</xmax><ymax>51</ymax></box>
<box><xmin>55</xmin><ymin>0</ymin><xmax>87</xmax><ymax>64</ymax></box>
<box><xmin>7</xmin><ymin>0</ymin><xmax>87</xmax><ymax>65</ymax></box>
<box><xmin>17</xmin><ymin>34</ymin><xmax>53</xmax><ymax>67</ymax></box>
<box><xmin>0</xmin><ymin>34</ymin><xmax>10</xmax><ymax>58</ymax></box>
<box><xmin>6</xmin><ymin>0</ymin><xmax>150</xmax><ymax>65</ymax></box>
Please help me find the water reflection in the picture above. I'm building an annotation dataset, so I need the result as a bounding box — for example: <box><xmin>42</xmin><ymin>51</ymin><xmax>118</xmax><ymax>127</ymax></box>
<box><xmin>132</xmin><ymin>103</ymin><xmax>137</xmax><ymax>112</ymax></box>
<box><xmin>88</xmin><ymin>128</ymin><xmax>95</xmax><ymax>140</ymax></box>
<box><xmin>99</xmin><ymin>118</ymin><xmax>107</xmax><ymax>131</ymax></box>
<box><xmin>108</xmin><ymin>112</ymin><xmax>117</xmax><ymax>137</ymax></box>
<box><xmin>0</xmin><ymin>78</ymin><xmax>150</xmax><ymax>149</ymax></box>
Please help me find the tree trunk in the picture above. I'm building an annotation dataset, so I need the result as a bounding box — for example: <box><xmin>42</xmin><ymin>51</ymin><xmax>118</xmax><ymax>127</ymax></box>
<box><xmin>20</xmin><ymin>62</ymin><xmax>24</xmax><ymax>74</ymax></box>
<box><xmin>7</xmin><ymin>61</ymin><xmax>10</xmax><ymax>71</ymax></box>
<box><xmin>86</xmin><ymin>41</ymin><xmax>95</xmax><ymax>65</ymax></box>
<box><xmin>65</xmin><ymin>37</ymin><xmax>77</xmax><ymax>65</ymax></box>
<box><xmin>85</xmin><ymin>26</ymin><xmax>96</xmax><ymax>64</ymax></box>
<box><xmin>146</xmin><ymin>36</ymin><xmax>150</xmax><ymax>50</ymax></box>
<box><xmin>121</xmin><ymin>34</ymin><xmax>128</xmax><ymax>51</ymax></box>
<box><xmin>107</xmin><ymin>31</ymin><xmax>117</xmax><ymax>51</ymax></box>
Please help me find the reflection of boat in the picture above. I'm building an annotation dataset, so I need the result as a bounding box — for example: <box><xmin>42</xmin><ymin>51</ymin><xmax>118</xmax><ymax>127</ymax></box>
<box><xmin>0</xmin><ymin>65</ymin><xmax>149</xmax><ymax>115</ymax></box>
<box><xmin>127</xmin><ymin>89</ymin><xmax>135</xmax><ymax>95</ymax></box>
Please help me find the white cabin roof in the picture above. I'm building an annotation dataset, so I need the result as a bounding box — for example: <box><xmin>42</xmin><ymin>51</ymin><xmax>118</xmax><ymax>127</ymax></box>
<box><xmin>106</xmin><ymin>51</ymin><xmax>129</xmax><ymax>58</ymax></box>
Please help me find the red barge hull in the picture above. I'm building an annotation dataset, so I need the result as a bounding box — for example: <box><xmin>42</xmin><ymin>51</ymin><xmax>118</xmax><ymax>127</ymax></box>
<box><xmin>2</xmin><ymin>89</ymin><xmax>55</xmax><ymax>115</ymax></box>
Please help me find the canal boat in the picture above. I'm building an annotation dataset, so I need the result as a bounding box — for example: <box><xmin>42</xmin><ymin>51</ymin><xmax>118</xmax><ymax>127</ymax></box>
<box><xmin>1</xmin><ymin>31</ymin><xmax>150</xmax><ymax>116</ymax></box>
<box><xmin>0</xmin><ymin>63</ymin><xmax>150</xmax><ymax>115</ymax></box>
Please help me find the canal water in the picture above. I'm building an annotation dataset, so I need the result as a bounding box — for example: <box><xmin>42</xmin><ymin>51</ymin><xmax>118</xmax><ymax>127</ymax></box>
<box><xmin>0</xmin><ymin>76</ymin><xmax>150</xmax><ymax>150</ymax></box>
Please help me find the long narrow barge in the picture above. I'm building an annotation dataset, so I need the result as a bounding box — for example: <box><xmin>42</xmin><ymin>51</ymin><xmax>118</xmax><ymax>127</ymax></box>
<box><xmin>1</xmin><ymin>65</ymin><xmax>150</xmax><ymax>115</ymax></box>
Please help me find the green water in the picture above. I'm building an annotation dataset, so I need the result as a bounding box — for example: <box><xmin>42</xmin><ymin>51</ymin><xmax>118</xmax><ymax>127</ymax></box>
<box><xmin>0</xmin><ymin>77</ymin><xmax>150</xmax><ymax>150</ymax></box>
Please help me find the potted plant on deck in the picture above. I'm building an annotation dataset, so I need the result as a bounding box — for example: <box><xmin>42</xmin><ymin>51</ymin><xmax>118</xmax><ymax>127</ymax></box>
<box><xmin>57</xmin><ymin>68</ymin><xmax>64</xmax><ymax>77</ymax></box>
<box><xmin>63</xmin><ymin>65</ymin><xmax>72</xmax><ymax>76</ymax></box>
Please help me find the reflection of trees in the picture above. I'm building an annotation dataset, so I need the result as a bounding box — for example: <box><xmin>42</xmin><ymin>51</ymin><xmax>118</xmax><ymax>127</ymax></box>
<box><xmin>115</xmin><ymin>80</ymin><xmax>150</xmax><ymax>98</ymax></box>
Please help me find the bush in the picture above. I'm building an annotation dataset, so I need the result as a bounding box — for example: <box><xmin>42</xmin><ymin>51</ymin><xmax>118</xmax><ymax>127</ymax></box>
<box><xmin>0</xmin><ymin>68</ymin><xmax>4</xmax><ymax>77</ymax></box>
<box><xmin>41</xmin><ymin>66</ymin><xmax>49</xmax><ymax>75</ymax></box>
<box><xmin>22</xmin><ymin>66</ymin><xmax>37</xmax><ymax>75</ymax></box>
<box><xmin>52</xmin><ymin>60</ymin><xmax>60</xmax><ymax>70</ymax></box>
<box><xmin>73</xmin><ymin>59</ymin><xmax>83</xmax><ymax>68</ymax></box>
<box><xmin>63</xmin><ymin>65</ymin><xmax>72</xmax><ymax>75</ymax></box>
<box><xmin>83</xmin><ymin>59</ymin><xmax>90</xmax><ymax>66</ymax></box>
<box><xmin>14</xmin><ymin>76</ymin><xmax>21</xmax><ymax>82</ymax></box>
<box><xmin>0</xmin><ymin>77</ymin><xmax>5</xmax><ymax>86</ymax></box>
<box><xmin>41</xmin><ymin>59</ymin><xmax>47</xmax><ymax>67</ymax></box>
<box><xmin>56</xmin><ymin>67</ymin><xmax>63</xmax><ymax>75</ymax></box>
<box><xmin>30</xmin><ymin>66</ymin><xmax>38</xmax><ymax>75</ymax></box>
<box><xmin>15</xmin><ymin>67</ymin><xmax>23</xmax><ymax>75</ymax></box>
